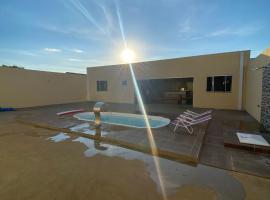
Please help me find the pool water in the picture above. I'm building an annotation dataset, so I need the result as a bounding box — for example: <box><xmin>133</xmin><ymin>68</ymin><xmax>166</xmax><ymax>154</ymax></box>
<box><xmin>74</xmin><ymin>112</ymin><xmax>170</xmax><ymax>128</ymax></box>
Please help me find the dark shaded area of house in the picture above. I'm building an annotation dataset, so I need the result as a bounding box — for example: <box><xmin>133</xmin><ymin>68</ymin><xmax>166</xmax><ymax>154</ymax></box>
<box><xmin>137</xmin><ymin>78</ymin><xmax>193</xmax><ymax>105</ymax></box>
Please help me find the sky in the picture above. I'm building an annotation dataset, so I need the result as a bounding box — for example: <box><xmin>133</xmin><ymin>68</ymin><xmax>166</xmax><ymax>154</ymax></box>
<box><xmin>0</xmin><ymin>0</ymin><xmax>269</xmax><ymax>74</ymax></box>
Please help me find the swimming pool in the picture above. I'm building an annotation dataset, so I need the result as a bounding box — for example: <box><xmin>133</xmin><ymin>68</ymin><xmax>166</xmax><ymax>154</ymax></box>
<box><xmin>73</xmin><ymin>112</ymin><xmax>170</xmax><ymax>128</ymax></box>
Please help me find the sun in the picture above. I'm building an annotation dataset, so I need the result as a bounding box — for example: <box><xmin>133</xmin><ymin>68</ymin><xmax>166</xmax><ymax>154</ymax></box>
<box><xmin>121</xmin><ymin>48</ymin><xmax>135</xmax><ymax>63</ymax></box>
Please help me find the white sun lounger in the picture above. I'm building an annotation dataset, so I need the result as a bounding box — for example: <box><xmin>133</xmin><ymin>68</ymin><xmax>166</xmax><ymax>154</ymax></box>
<box><xmin>172</xmin><ymin>115</ymin><xmax>211</xmax><ymax>134</ymax></box>
<box><xmin>183</xmin><ymin>110</ymin><xmax>212</xmax><ymax>119</ymax></box>
<box><xmin>178</xmin><ymin>114</ymin><xmax>211</xmax><ymax>122</ymax></box>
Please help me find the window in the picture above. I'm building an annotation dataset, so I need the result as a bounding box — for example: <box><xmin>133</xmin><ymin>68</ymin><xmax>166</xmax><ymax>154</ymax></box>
<box><xmin>206</xmin><ymin>76</ymin><xmax>232</xmax><ymax>92</ymax></box>
<box><xmin>97</xmin><ymin>80</ymin><xmax>107</xmax><ymax>91</ymax></box>
<box><xmin>121</xmin><ymin>80</ymin><xmax>127</xmax><ymax>86</ymax></box>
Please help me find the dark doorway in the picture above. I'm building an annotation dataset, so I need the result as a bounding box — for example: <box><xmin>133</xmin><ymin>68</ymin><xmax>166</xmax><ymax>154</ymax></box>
<box><xmin>137</xmin><ymin>78</ymin><xmax>193</xmax><ymax>105</ymax></box>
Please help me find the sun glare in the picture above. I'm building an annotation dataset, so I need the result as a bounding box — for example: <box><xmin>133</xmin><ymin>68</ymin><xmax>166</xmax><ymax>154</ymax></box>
<box><xmin>117</xmin><ymin>7</ymin><xmax>167</xmax><ymax>199</ymax></box>
<box><xmin>121</xmin><ymin>48</ymin><xmax>135</xmax><ymax>63</ymax></box>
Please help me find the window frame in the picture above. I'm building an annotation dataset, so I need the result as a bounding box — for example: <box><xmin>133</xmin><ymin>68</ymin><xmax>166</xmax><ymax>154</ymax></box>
<box><xmin>96</xmin><ymin>80</ymin><xmax>108</xmax><ymax>92</ymax></box>
<box><xmin>206</xmin><ymin>75</ymin><xmax>232</xmax><ymax>93</ymax></box>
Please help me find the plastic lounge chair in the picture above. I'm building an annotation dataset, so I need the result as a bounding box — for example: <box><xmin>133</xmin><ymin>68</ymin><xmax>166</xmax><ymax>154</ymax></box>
<box><xmin>177</xmin><ymin>113</ymin><xmax>211</xmax><ymax>122</ymax></box>
<box><xmin>172</xmin><ymin>115</ymin><xmax>211</xmax><ymax>134</ymax></box>
<box><xmin>173</xmin><ymin>112</ymin><xmax>211</xmax><ymax>125</ymax></box>
<box><xmin>183</xmin><ymin>110</ymin><xmax>212</xmax><ymax>119</ymax></box>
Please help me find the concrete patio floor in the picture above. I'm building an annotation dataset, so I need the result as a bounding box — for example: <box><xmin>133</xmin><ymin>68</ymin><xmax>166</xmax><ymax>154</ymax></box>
<box><xmin>16</xmin><ymin>102</ymin><xmax>208</xmax><ymax>164</ymax></box>
<box><xmin>3</xmin><ymin>101</ymin><xmax>270</xmax><ymax>178</ymax></box>
<box><xmin>1</xmin><ymin>102</ymin><xmax>270</xmax><ymax>200</ymax></box>
<box><xmin>200</xmin><ymin>111</ymin><xmax>270</xmax><ymax>178</ymax></box>
<box><xmin>1</xmin><ymin>118</ymin><xmax>270</xmax><ymax>200</ymax></box>
<box><xmin>139</xmin><ymin>103</ymin><xmax>270</xmax><ymax>178</ymax></box>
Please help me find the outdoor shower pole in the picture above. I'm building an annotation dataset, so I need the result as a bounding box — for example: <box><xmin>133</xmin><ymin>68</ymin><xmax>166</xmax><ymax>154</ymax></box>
<box><xmin>93</xmin><ymin>101</ymin><xmax>106</xmax><ymax>128</ymax></box>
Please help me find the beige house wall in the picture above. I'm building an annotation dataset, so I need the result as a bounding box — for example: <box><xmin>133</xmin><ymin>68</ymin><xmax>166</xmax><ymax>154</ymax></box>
<box><xmin>87</xmin><ymin>51</ymin><xmax>250</xmax><ymax>110</ymax></box>
<box><xmin>0</xmin><ymin>68</ymin><xmax>87</xmax><ymax>108</ymax></box>
<box><xmin>245</xmin><ymin>48</ymin><xmax>270</xmax><ymax>121</ymax></box>
<box><xmin>87</xmin><ymin>66</ymin><xmax>135</xmax><ymax>104</ymax></box>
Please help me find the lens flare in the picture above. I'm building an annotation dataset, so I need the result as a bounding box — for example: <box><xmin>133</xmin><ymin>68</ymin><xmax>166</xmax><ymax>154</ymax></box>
<box><xmin>116</xmin><ymin>2</ymin><xmax>167</xmax><ymax>200</ymax></box>
<box><xmin>128</xmin><ymin>64</ymin><xmax>167</xmax><ymax>199</ymax></box>
<box><xmin>69</xmin><ymin>0</ymin><xmax>106</xmax><ymax>34</ymax></box>
<box><xmin>68</xmin><ymin>0</ymin><xmax>167</xmax><ymax>198</ymax></box>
